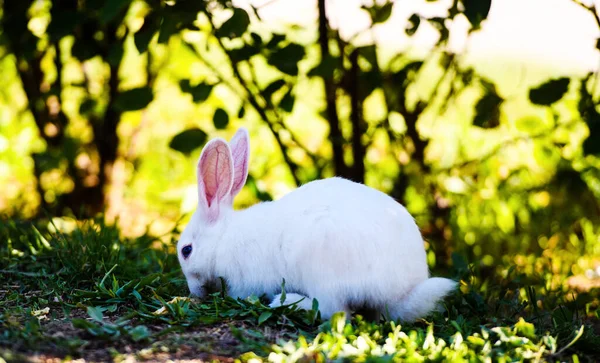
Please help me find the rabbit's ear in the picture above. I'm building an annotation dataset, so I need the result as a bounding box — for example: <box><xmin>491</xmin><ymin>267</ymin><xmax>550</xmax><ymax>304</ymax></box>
<box><xmin>197</xmin><ymin>138</ymin><xmax>234</xmax><ymax>221</ymax></box>
<box><xmin>228</xmin><ymin>127</ymin><xmax>250</xmax><ymax>198</ymax></box>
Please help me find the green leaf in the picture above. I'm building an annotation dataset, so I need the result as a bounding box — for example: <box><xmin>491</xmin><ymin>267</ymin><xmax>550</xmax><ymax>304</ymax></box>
<box><xmin>229</xmin><ymin>44</ymin><xmax>260</xmax><ymax>62</ymax></box>
<box><xmin>134</xmin><ymin>12</ymin><xmax>160</xmax><ymax>54</ymax></box>
<box><xmin>357</xmin><ymin>45</ymin><xmax>377</xmax><ymax>68</ymax></box>
<box><xmin>279</xmin><ymin>90</ymin><xmax>295</xmax><ymax>113</ymax></box>
<box><xmin>514</xmin><ymin>318</ymin><xmax>536</xmax><ymax>339</ymax></box>
<box><xmin>213</xmin><ymin>108</ymin><xmax>229</xmax><ymax>129</ymax></box>
<box><xmin>250</xmin><ymin>32</ymin><xmax>262</xmax><ymax>46</ymax></box>
<box><xmin>179</xmin><ymin>80</ymin><xmax>213</xmax><ymax>103</ymax></box>
<box><xmin>533</xmin><ymin>143</ymin><xmax>558</xmax><ymax>169</ymax></box>
<box><xmin>32</xmin><ymin>151</ymin><xmax>62</xmax><ymax>173</ymax></box>
<box><xmin>357</xmin><ymin>70</ymin><xmax>381</xmax><ymax>101</ymax></box>
<box><xmin>129</xmin><ymin>325</ymin><xmax>150</xmax><ymax>342</ymax></box>
<box><xmin>307</xmin><ymin>55</ymin><xmax>338</xmax><ymax>78</ymax></box>
<box><xmin>361</xmin><ymin>2</ymin><xmax>394</xmax><ymax>24</ymax></box>
<box><xmin>473</xmin><ymin>93</ymin><xmax>504</xmax><ymax>129</ymax></box>
<box><xmin>87</xmin><ymin>306</ymin><xmax>104</xmax><ymax>322</ymax></box>
<box><xmin>311</xmin><ymin>298</ymin><xmax>319</xmax><ymax>312</ymax></box>
<box><xmin>579</xmin><ymin>74</ymin><xmax>600</xmax><ymax>156</ymax></box>
<box><xmin>47</xmin><ymin>11</ymin><xmax>79</xmax><ymax>41</ymax></box>
<box><xmin>462</xmin><ymin>0</ymin><xmax>491</xmax><ymax>30</ymax></box>
<box><xmin>496</xmin><ymin>201</ymin><xmax>514</xmax><ymax>234</ymax></box>
<box><xmin>331</xmin><ymin>311</ymin><xmax>347</xmax><ymax>334</ymax></box>
<box><xmin>406</xmin><ymin>14</ymin><xmax>420</xmax><ymax>36</ymax></box>
<box><xmin>153</xmin><ymin>2</ymin><xmax>201</xmax><ymax>43</ymax></box>
<box><xmin>451</xmin><ymin>253</ymin><xmax>469</xmax><ymax>273</ymax></box>
<box><xmin>461</xmin><ymin>68</ymin><xmax>475</xmax><ymax>86</ymax></box>
<box><xmin>467</xmin><ymin>335</ymin><xmax>486</xmax><ymax>346</ymax></box>
<box><xmin>529</xmin><ymin>77</ymin><xmax>570</xmax><ymax>106</ymax></box>
<box><xmin>280</xmin><ymin>278</ymin><xmax>286</xmax><ymax>305</ymax></box>
<box><xmin>473</xmin><ymin>88</ymin><xmax>503</xmax><ymax>129</ymax></box>
<box><xmin>169</xmin><ymin>128</ymin><xmax>208</xmax><ymax>155</ymax></box>
<box><xmin>79</xmin><ymin>99</ymin><xmax>97</xmax><ymax>115</ymax></box>
<box><xmin>216</xmin><ymin>8</ymin><xmax>250</xmax><ymax>39</ymax></box>
<box><xmin>72</xmin><ymin>318</ymin><xmax>97</xmax><ymax>330</ymax></box>
<box><xmin>263</xmin><ymin>79</ymin><xmax>286</xmax><ymax>100</ymax></box>
<box><xmin>391</xmin><ymin>61</ymin><xmax>424</xmax><ymax>90</ymax></box>
<box><xmin>257</xmin><ymin>311</ymin><xmax>272</xmax><ymax>325</ymax></box>
<box><xmin>107</xmin><ymin>42</ymin><xmax>125</xmax><ymax>67</ymax></box>
<box><xmin>100</xmin><ymin>0</ymin><xmax>132</xmax><ymax>25</ymax></box>
<box><xmin>157</xmin><ymin>15</ymin><xmax>179</xmax><ymax>44</ymax></box>
<box><xmin>62</xmin><ymin>137</ymin><xmax>80</xmax><ymax>164</ymax></box>
<box><xmin>439</xmin><ymin>52</ymin><xmax>453</xmax><ymax>69</ymax></box>
<box><xmin>427</xmin><ymin>17</ymin><xmax>450</xmax><ymax>42</ymax></box>
<box><xmin>552</xmin><ymin>306</ymin><xmax>574</xmax><ymax>327</ymax></box>
<box><xmin>115</xmin><ymin>87</ymin><xmax>153</xmax><ymax>111</ymax></box>
<box><xmin>171</xmin><ymin>0</ymin><xmax>206</xmax><ymax>13</ymax></box>
<box><xmin>132</xmin><ymin>290</ymin><xmax>142</xmax><ymax>301</ymax></box>
<box><xmin>71</xmin><ymin>38</ymin><xmax>97</xmax><ymax>62</ymax></box>
<box><xmin>515</xmin><ymin>117</ymin><xmax>543</xmax><ymax>133</ymax></box>
<box><xmin>583</xmin><ymin>119</ymin><xmax>600</xmax><ymax>156</ymax></box>
<box><xmin>267</xmin><ymin>43</ymin><xmax>305</xmax><ymax>76</ymax></box>
<box><xmin>266</xmin><ymin>33</ymin><xmax>286</xmax><ymax>49</ymax></box>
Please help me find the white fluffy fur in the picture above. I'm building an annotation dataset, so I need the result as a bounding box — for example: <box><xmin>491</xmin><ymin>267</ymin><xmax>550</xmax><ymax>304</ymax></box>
<box><xmin>177</xmin><ymin>127</ymin><xmax>457</xmax><ymax>322</ymax></box>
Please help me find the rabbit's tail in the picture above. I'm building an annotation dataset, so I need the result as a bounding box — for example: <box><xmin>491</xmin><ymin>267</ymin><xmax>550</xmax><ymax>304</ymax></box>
<box><xmin>390</xmin><ymin>277</ymin><xmax>458</xmax><ymax>322</ymax></box>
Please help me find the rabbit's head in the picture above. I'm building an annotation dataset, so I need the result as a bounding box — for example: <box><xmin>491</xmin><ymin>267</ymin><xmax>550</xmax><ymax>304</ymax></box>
<box><xmin>177</xmin><ymin>127</ymin><xmax>249</xmax><ymax>297</ymax></box>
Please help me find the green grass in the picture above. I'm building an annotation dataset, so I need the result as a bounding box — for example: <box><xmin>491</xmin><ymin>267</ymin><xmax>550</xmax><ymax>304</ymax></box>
<box><xmin>1</xmin><ymin>217</ymin><xmax>599</xmax><ymax>362</ymax></box>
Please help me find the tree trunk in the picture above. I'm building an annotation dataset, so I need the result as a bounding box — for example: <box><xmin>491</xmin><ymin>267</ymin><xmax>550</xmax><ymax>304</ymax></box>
<box><xmin>3</xmin><ymin>0</ymin><xmax>117</xmax><ymax>217</ymax></box>
<box><xmin>317</xmin><ymin>0</ymin><xmax>348</xmax><ymax>178</ymax></box>
<box><xmin>348</xmin><ymin>50</ymin><xmax>365</xmax><ymax>183</ymax></box>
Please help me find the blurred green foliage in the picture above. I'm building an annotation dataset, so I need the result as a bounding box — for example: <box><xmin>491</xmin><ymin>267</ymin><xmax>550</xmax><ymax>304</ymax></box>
<box><xmin>0</xmin><ymin>0</ymin><xmax>600</xmax><ymax>277</ymax></box>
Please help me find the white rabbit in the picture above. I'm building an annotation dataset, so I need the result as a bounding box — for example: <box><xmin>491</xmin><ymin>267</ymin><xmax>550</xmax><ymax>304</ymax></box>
<box><xmin>177</xmin><ymin>127</ymin><xmax>457</xmax><ymax>322</ymax></box>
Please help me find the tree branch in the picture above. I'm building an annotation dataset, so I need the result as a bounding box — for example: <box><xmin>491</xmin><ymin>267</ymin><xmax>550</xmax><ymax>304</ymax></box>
<box><xmin>348</xmin><ymin>49</ymin><xmax>365</xmax><ymax>183</ymax></box>
<box><xmin>246</xmin><ymin>58</ymin><xmax>320</xmax><ymax>167</ymax></box>
<box><xmin>202</xmin><ymin>12</ymin><xmax>302</xmax><ymax>186</ymax></box>
<box><xmin>185</xmin><ymin>43</ymin><xmax>251</xmax><ymax>103</ymax></box>
<box><xmin>573</xmin><ymin>0</ymin><xmax>600</xmax><ymax>29</ymax></box>
<box><xmin>318</xmin><ymin>0</ymin><xmax>348</xmax><ymax>178</ymax></box>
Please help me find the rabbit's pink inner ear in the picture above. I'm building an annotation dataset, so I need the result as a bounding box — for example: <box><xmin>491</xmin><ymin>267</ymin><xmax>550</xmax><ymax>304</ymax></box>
<box><xmin>229</xmin><ymin>128</ymin><xmax>249</xmax><ymax>197</ymax></box>
<box><xmin>197</xmin><ymin>140</ymin><xmax>234</xmax><ymax>208</ymax></box>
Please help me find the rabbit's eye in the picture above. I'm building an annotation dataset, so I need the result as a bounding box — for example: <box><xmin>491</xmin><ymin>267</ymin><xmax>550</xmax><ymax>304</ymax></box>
<box><xmin>181</xmin><ymin>245</ymin><xmax>192</xmax><ymax>259</ymax></box>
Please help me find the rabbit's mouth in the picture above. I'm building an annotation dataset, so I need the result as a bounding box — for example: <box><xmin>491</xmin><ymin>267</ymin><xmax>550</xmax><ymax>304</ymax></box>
<box><xmin>202</xmin><ymin>277</ymin><xmax>226</xmax><ymax>295</ymax></box>
<box><xmin>186</xmin><ymin>274</ymin><xmax>226</xmax><ymax>299</ymax></box>
<box><xmin>185</xmin><ymin>276</ymin><xmax>206</xmax><ymax>298</ymax></box>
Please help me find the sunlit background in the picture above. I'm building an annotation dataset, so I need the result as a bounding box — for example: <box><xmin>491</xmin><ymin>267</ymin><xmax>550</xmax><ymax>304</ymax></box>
<box><xmin>1</xmin><ymin>0</ymin><xmax>600</xmax><ymax>290</ymax></box>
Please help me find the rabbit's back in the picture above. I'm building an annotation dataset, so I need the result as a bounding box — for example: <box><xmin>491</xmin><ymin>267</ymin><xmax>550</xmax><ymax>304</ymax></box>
<box><xmin>275</xmin><ymin>177</ymin><xmax>430</xmax><ymax>307</ymax></box>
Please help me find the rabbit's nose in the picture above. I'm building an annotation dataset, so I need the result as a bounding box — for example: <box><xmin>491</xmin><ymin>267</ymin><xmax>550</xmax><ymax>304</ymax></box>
<box><xmin>186</xmin><ymin>276</ymin><xmax>206</xmax><ymax>298</ymax></box>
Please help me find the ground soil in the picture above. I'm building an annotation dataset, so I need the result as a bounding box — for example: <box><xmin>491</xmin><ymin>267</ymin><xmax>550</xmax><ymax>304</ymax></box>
<box><xmin>0</xmin><ymin>311</ymin><xmax>290</xmax><ymax>363</ymax></box>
